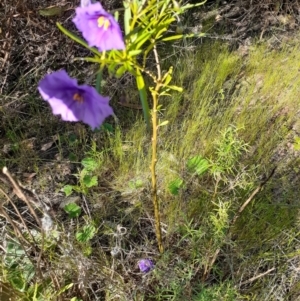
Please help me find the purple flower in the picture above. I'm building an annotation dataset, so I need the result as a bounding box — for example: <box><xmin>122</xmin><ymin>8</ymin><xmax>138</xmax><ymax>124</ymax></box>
<box><xmin>38</xmin><ymin>70</ymin><xmax>113</xmax><ymax>129</ymax></box>
<box><xmin>73</xmin><ymin>2</ymin><xmax>125</xmax><ymax>52</ymax></box>
<box><xmin>138</xmin><ymin>259</ymin><xmax>154</xmax><ymax>273</ymax></box>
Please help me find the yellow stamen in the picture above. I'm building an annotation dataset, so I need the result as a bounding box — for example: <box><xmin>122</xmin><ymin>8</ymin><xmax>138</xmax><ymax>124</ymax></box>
<box><xmin>73</xmin><ymin>93</ymin><xmax>84</xmax><ymax>103</ymax></box>
<box><xmin>97</xmin><ymin>16</ymin><xmax>110</xmax><ymax>30</ymax></box>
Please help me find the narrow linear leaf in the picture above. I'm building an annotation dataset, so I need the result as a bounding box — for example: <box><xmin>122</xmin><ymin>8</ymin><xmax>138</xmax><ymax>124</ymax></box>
<box><xmin>158</xmin><ymin>120</ymin><xmax>169</xmax><ymax>127</ymax></box>
<box><xmin>128</xmin><ymin>49</ymin><xmax>143</xmax><ymax>57</ymax></box>
<box><xmin>162</xmin><ymin>66</ymin><xmax>173</xmax><ymax>86</ymax></box>
<box><xmin>159</xmin><ymin>0</ymin><xmax>168</xmax><ymax>18</ymax></box>
<box><xmin>159</xmin><ymin>91</ymin><xmax>172</xmax><ymax>97</ymax></box>
<box><xmin>162</xmin><ymin>29</ymin><xmax>206</xmax><ymax>42</ymax></box>
<box><xmin>167</xmin><ymin>85</ymin><xmax>183</xmax><ymax>92</ymax></box>
<box><xmin>180</xmin><ymin>0</ymin><xmax>207</xmax><ymax>11</ymax></box>
<box><xmin>136</xmin><ymin>69</ymin><xmax>150</xmax><ymax>130</ymax></box>
<box><xmin>56</xmin><ymin>23</ymin><xmax>100</xmax><ymax>56</ymax></box>
<box><xmin>161</xmin><ymin>34</ymin><xmax>183</xmax><ymax>42</ymax></box>
<box><xmin>55</xmin><ymin>283</ymin><xmax>74</xmax><ymax>297</ymax></box>
<box><xmin>115</xmin><ymin>65</ymin><xmax>128</xmax><ymax>78</ymax></box>
<box><xmin>114</xmin><ymin>11</ymin><xmax>119</xmax><ymax>22</ymax></box>
<box><xmin>124</xmin><ymin>1</ymin><xmax>131</xmax><ymax>35</ymax></box>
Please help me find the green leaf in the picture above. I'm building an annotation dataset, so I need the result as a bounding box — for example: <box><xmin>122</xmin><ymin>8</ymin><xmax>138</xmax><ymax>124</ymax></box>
<box><xmin>155</xmin><ymin>27</ymin><xmax>168</xmax><ymax>40</ymax></box>
<box><xmin>81</xmin><ymin>157</ymin><xmax>98</xmax><ymax>171</ymax></box>
<box><xmin>55</xmin><ymin>283</ymin><xmax>74</xmax><ymax>297</ymax></box>
<box><xmin>158</xmin><ymin>120</ymin><xmax>169</xmax><ymax>127</ymax></box>
<box><xmin>162</xmin><ymin>66</ymin><xmax>173</xmax><ymax>86</ymax></box>
<box><xmin>68</xmin><ymin>153</ymin><xmax>77</xmax><ymax>161</ymax></box>
<box><xmin>172</xmin><ymin>0</ymin><xmax>181</xmax><ymax>12</ymax></box>
<box><xmin>8</xmin><ymin>271</ymin><xmax>26</xmax><ymax>292</ymax></box>
<box><xmin>83</xmin><ymin>175</ymin><xmax>98</xmax><ymax>188</ymax></box>
<box><xmin>294</xmin><ymin>137</ymin><xmax>300</xmax><ymax>151</ymax></box>
<box><xmin>159</xmin><ymin>0</ymin><xmax>169</xmax><ymax>18</ymax></box>
<box><xmin>135</xmin><ymin>30</ymin><xmax>155</xmax><ymax>49</ymax></box>
<box><xmin>129</xmin><ymin>179</ymin><xmax>144</xmax><ymax>189</ymax></box>
<box><xmin>124</xmin><ymin>1</ymin><xmax>131</xmax><ymax>36</ymax></box>
<box><xmin>114</xmin><ymin>11</ymin><xmax>119</xmax><ymax>22</ymax></box>
<box><xmin>166</xmin><ymin>85</ymin><xmax>183</xmax><ymax>92</ymax></box>
<box><xmin>135</xmin><ymin>179</ymin><xmax>144</xmax><ymax>188</ymax></box>
<box><xmin>128</xmin><ymin>49</ymin><xmax>143</xmax><ymax>57</ymax></box>
<box><xmin>136</xmin><ymin>69</ymin><xmax>150</xmax><ymax>130</ymax></box>
<box><xmin>168</xmin><ymin>178</ymin><xmax>184</xmax><ymax>195</ymax></box>
<box><xmin>154</xmin><ymin>17</ymin><xmax>175</xmax><ymax>41</ymax></box>
<box><xmin>76</xmin><ymin>224</ymin><xmax>96</xmax><ymax>243</ymax></box>
<box><xmin>159</xmin><ymin>91</ymin><xmax>172</xmax><ymax>97</ymax></box>
<box><xmin>187</xmin><ymin>156</ymin><xmax>210</xmax><ymax>176</ymax></box>
<box><xmin>56</xmin><ymin>23</ymin><xmax>100</xmax><ymax>56</ymax></box>
<box><xmin>180</xmin><ymin>0</ymin><xmax>207</xmax><ymax>11</ymax></box>
<box><xmin>5</xmin><ymin>241</ymin><xmax>25</xmax><ymax>267</ymax></box>
<box><xmin>115</xmin><ymin>65</ymin><xmax>128</xmax><ymax>78</ymax></box>
<box><xmin>68</xmin><ymin>133</ymin><xmax>78</xmax><ymax>144</ymax></box>
<box><xmin>5</xmin><ymin>241</ymin><xmax>34</xmax><ymax>292</ymax></box>
<box><xmin>161</xmin><ymin>34</ymin><xmax>183</xmax><ymax>42</ymax></box>
<box><xmin>108</xmin><ymin>62</ymin><xmax>118</xmax><ymax>75</ymax></box>
<box><xmin>83</xmin><ymin>245</ymin><xmax>93</xmax><ymax>256</ymax></box>
<box><xmin>101</xmin><ymin>123</ymin><xmax>114</xmax><ymax>133</ymax></box>
<box><xmin>64</xmin><ymin>203</ymin><xmax>81</xmax><ymax>218</ymax></box>
<box><xmin>63</xmin><ymin>185</ymin><xmax>74</xmax><ymax>197</ymax></box>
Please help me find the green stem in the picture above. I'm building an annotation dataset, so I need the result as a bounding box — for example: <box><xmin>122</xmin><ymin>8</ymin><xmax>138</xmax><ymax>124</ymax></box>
<box><xmin>96</xmin><ymin>69</ymin><xmax>102</xmax><ymax>95</ymax></box>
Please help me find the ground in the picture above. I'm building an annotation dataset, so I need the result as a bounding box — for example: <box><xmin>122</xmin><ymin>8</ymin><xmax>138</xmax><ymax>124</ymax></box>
<box><xmin>1</xmin><ymin>0</ymin><xmax>300</xmax><ymax>300</ymax></box>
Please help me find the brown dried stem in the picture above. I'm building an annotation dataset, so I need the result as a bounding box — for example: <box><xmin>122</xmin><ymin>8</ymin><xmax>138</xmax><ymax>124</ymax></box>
<box><xmin>150</xmin><ymin>45</ymin><xmax>163</xmax><ymax>253</ymax></box>
<box><xmin>2</xmin><ymin>167</ymin><xmax>41</xmax><ymax>227</ymax></box>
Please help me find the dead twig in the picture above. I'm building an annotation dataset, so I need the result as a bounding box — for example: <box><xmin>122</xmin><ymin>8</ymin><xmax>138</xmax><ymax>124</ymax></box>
<box><xmin>202</xmin><ymin>167</ymin><xmax>277</xmax><ymax>281</ymax></box>
<box><xmin>0</xmin><ymin>186</ymin><xmax>36</xmax><ymax>241</ymax></box>
<box><xmin>231</xmin><ymin>167</ymin><xmax>277</xmax><ymax>226</ymax></box>
<box><xmin>2</xmin><ymin>167</ymin><xmax>41</xmax><ymax>227</ymax></box>
<box><xmin>238</xmin><ymin>267</ymin><xmax>275</xmax><ymax>286</ymax></box>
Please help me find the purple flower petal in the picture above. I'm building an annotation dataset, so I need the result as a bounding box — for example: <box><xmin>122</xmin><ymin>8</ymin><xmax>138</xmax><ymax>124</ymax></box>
<box><xmin>138</xmin><ymin>259</ymin><xmax>154</xmax><ymax>273</ymax></box>
<box><xmin>38</xmin><ymin>70</ymin><xmax>114</xmax><ymax>129</ymax></box>
<box><xmin>73</xmin><ymin>3</ymin><xmax>125</xmax><ymax>52</ymax></box>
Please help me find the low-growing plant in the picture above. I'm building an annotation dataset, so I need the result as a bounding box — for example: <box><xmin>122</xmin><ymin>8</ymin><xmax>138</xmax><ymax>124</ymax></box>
<box><xmin>63</xmin><ymin>157</ymin><xmax>100</xmax><ymax>196</ymax></box>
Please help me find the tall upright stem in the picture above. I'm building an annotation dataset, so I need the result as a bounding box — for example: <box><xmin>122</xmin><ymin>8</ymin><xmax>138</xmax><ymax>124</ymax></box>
<box><xmin>150</xmin><ymin>88</ymin><xmax>163</xmax><ymax>253</ymax></box>
<box><xmin>151</xmin><ymin>45</ymin><xmax>163</xmax><ymax>253</ymax></box>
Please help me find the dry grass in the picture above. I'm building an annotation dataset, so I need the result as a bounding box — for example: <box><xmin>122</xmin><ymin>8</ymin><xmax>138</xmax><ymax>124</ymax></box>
<box><xmin>1</xmin><ymin>0</ymin><xmax>300</xmax><ymax>300</ymax></box>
